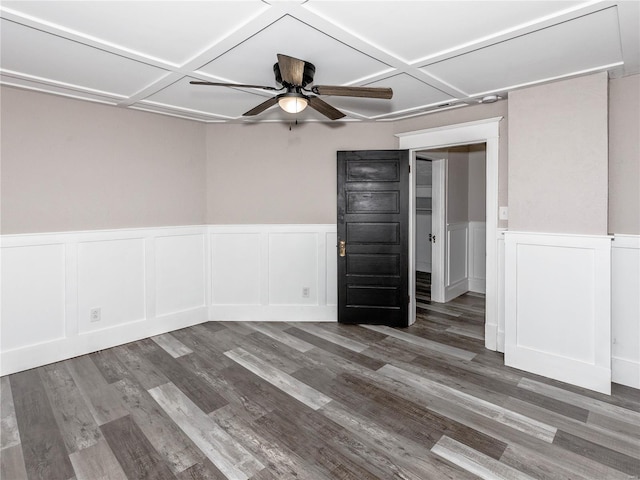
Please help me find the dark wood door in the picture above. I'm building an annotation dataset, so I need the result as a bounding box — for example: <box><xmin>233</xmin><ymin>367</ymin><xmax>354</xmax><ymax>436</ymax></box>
<box><xmin>337</xmin><ymin>150</ymin><xmax>409</xmax><ymax>327</ymax></box>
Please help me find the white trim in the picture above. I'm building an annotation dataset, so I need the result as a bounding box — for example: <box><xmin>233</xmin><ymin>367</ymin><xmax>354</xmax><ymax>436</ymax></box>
<box><xmin>1</xmin><ymin>224</ymin><xmax>338</xmax><ymax>376</ymax></box>
<box><xmin>504</xmin><ymin>232</ymin><xmax>612</xmax><ymax>394</ymax></box>
<box><xmin>398</xmin><ymin>117</ymin><xmax>502</xmax><ymax>351</ymax></box>
<box><xmin>611</xmin><ymin>234</ymin><xmax>640</xmax><ymax>388</ymax></box>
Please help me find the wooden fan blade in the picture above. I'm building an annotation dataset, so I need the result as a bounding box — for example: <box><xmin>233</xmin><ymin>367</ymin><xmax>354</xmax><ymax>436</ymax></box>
<box><xmin>277</xmin><ymin>54</ymin><xmax>305</xmax><ymax>86</ymax></box>
<box><xmin>243</xmin><ymin>96</ymin><xmax>279</xmax><ymax>116</ymax></box>
<box><xmin>190</xmin><ymin>81</ymin><xmax>278</xmax><ymax>91</ymax></box>
<box><xmin>312</xmin><ymin>85</ymin><xmax>393</xmax><ymax>99</ymax></box>
<box><xmin>307</xmin><ymin>96</ymin><xmax>346</xmax><ymax>120</ymax></box>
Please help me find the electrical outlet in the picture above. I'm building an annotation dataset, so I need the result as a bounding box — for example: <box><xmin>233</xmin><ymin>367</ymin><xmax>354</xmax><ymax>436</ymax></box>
<box><xmin>302</xmin><ymin>287</ymin><xmax>310</xmax><ymax>298</ymax></box>
<box><xmin>90</xmin><ymin>307</ymin><xmax>101</xmax><ymax>323</ymax></box>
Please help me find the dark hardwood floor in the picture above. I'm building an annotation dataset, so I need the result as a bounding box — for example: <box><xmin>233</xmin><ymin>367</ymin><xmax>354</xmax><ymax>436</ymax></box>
<box><xmin>2</xmin><ymin>276</ymin><xmax>639</xmax><ymax>479</ymax></box>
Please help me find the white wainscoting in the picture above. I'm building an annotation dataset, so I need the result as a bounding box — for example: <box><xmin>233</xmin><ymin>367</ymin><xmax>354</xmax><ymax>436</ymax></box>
<box><xmin>505</xmin><ymin>232</ymin><xmax>612</xmax><ymax>394</ymax></box>
<box><xmin>1</xmin><ymin>226</ymin><xmax>209</xmax><ymax>376</ymax></box>
<box><xmin>495</xmin><ymin>230</ymin><xmax>506</xmax><ymax>353</ymax></box>
<box><xmin>209</xmin><ymin>225</ymin><xmax>337</xmax><ymax>321</ymax></box>
<box><xmin>468</xmin><ymin>221</ymin><xmax>486</xmax><ymax>294</ymax></box>
<box><xmin>445</xmin><ymin>222</ymin><xmax>469</xmax><ymax>302</ymax></box>
<box><xmin>611</xmin><ymin>234</ymin><xmax>640</xmax><ymax>388</ymax></box>
<box><xmin>1</xmin><ymin>224</ymin><xmax>338</xmax><ymax>375</ymax></box>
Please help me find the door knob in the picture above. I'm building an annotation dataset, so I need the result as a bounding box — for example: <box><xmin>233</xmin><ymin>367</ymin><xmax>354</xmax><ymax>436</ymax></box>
<box><xmin>339</xmin><ymin>240</ymin><xmax>346</xmax><ymax>257</ymax></box>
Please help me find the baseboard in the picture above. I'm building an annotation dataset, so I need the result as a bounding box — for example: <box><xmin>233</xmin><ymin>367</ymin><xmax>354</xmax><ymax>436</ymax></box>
<box><xmin>445</xmin><ymin>279</ymin><xmax>469</xmax><ymax>302</ymax></box>
<box><xmin>612</xmin><ymin>357</ymin><xmax>640</xmax><ymax>389</ymax></box>
<box><xmin>210</xmin><ymin>305</ymin><xmax>337</xmax><ymax>322</ymax></box>
<box><xmin>484</xmin><ymin>323</ymin><xmax>498</xmax><ymax>351</ymax></box>
<box><xmin>496</xmin><ymin>328</ymin><xmax>505</xmax><ymax>353</ymax></box>
<box><xmin>468</xmin><ymin>278</ymin><xmax>486</xmax><ymax>294</ymax></box>
<box><xmin>0</xmin><ymin>307</ymin><xmax>207</xmax><ymax>376</ymax></box>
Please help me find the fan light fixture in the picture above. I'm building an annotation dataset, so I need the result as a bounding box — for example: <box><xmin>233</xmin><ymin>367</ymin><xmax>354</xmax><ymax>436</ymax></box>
<box><xmin>278</xmin><ymin>93</ymin><xmax>308</xmax><ymax>113</ymax></box>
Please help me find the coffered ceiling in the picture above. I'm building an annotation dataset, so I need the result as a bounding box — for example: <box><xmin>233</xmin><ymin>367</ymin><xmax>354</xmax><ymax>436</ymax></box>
<box><xmin>1</xmin><ymin>1</ymin><xmax>638</xmax><ymax>123</ymax></box>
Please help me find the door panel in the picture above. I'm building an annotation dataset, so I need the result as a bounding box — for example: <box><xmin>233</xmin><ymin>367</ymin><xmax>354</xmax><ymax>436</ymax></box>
<box><xmin>337</xmin><ymin>150</ymin><xmax>409</xmax><ymax>327</ymax></box>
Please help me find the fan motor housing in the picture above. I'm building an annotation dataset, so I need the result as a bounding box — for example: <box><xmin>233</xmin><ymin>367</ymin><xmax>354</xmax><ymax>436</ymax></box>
<box><xmin>273</xmin><ymin>61</ymin><xmax>316</xmax><ymax>87</ymax></box>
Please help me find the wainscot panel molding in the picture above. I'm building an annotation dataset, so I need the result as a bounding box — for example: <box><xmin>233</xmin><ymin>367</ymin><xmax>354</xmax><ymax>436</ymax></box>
<box><xmin>611</xmin><ymin>234</ymin><xmax>640</xmax><ymax>388</ymax></box>
<box><xmin>1</xmin><ymin>226</ymin><xmax>209</xmax><ymax>376</ymax></box>
<box><xmin>505</xmin><ymin>232</ymin><xmax>613</xmax><ymax>394</ymax></box>
<box><xmin>209</xmin><ymin>224</ymin><xmax>337</xmax><ymax>322</ymax></box>
<box><xmin>445</xmin><ymin>222</ymin><xmax>469</xmax><ymax>302</ymax></box>
<box><xmin>468</xmin><ymin>221</ymin><xmax>487</xmax><ymax>294</ymax></box>
<box><xmin>1</xmin><ymin>224</ymin><xmax>338</xmax><ymax>375</ymax></box>
<box><xmin>495</xmin><ymin>229</ymin><xmax>506</xmax><ymax>353</ymax></box>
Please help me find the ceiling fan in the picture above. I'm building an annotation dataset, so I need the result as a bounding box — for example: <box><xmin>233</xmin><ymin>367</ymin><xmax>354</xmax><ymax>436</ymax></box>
<box><xmin>190</xmin><ymin>54</ymin><xmax>393</xmax><ymax>120</ymax></box>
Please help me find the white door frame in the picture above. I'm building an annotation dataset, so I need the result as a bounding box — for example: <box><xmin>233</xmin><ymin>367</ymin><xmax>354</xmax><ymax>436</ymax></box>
<box><xmin>397</xmin><ymin>117</ymin><xmax>502</xmax><ymax>351</ymax></box>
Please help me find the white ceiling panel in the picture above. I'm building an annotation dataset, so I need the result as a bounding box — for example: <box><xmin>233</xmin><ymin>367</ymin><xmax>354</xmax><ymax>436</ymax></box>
<box><xmin>0</xmin><ymin>19</ymin><xmax>169</xmax><ymax>96</ymax></box>
<box><xmin>0</xmin><ymin>1</ymin><xmax>636</xmax><ymax>123</ymax></box>
<box><xmin>0</xmin><ymin>72</ymin><xmax>119</xmax><ymax>105</ymax></box>
<box><xmin>1</xmin><ymin>1</ymin><xmax>267</xmax><ymax>65</ymax></box>
<box><xmin>303</xmin><ymin>0</ymin><xmax>586</xmax><ymax>63</ymax></box>
<box><xmin>420</xmin><ymin>6</ymin><xmax>624</xmax><ymax>96</ymax></box>
<box><xmin>143</xmin><ymin>77</ymin><xmax>272</xmax><ymax>119</ymax></box>
<box><xmin>328</xmin><ymin>74</ymin><xmax>455</xmax><ymax>118</ymax></box>
<box><xmin>197</xmin><ymin>15</ymin><xmax>392</xmax><ymax>86</ymax></box>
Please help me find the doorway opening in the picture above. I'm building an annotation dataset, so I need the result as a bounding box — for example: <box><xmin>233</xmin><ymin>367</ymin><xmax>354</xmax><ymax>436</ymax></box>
<box><xmin>397</xmin><ymin>117</ymin><xmax>502</xmax><ymax>351</ymax></box>
<box><xmin>413</xmin><ymin>144</ymin><xmax>487</xmax><ymax>333</ymax></box>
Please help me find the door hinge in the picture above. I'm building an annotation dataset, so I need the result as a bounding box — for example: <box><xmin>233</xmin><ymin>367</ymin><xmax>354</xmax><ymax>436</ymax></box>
<box><xmin>408</xmin><ymin>295</ymin><xmax>411</xmax><ymax>304</ymax></box>
<box><xmin>408</xmin><ymin>164</ymin><xmax>411</xmax><ymax>173</ymax></box>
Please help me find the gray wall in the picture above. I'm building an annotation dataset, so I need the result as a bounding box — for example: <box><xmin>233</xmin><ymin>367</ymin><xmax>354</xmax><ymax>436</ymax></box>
<box><xmin>1</xmin><ymin>72</ymin><xmax>638</xmax><ymax>235</ymax></box>
<box><xmin>205</xmin><ymin>122</ymin><xmax>395</xmax><ymax>225</ymax></box>
<box><xmin>609</xmin><ymin>74</ymin><xmax>640</xmax><ymax>234</ymax></box>
<box><xmin>447</xmin><ymin>147</ymin><xmax>470</xmax><ymax>224</ymax></box>
<box><xmin>1</xmin><ymin>87</ymin><xmax>207</xmax><ymax>234</ymax></box>
<box><xmin>508</xmin><ymin>72</ymin><xmax>609</xmax><ymax>234</ymax></box>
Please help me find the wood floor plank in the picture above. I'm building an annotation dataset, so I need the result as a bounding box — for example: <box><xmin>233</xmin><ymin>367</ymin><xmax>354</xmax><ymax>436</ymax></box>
<box><xmin>410</xmin><ymin>353</ymin><xmax>591</xmax><ymax>422</ymax></box>
<box><xmin>1</xmin><ymin>375</ymin><xmax>21</xmax><ymax>450</ymax></box>
<box><xmin>139</xmin><ymin>339</ymin><xmax>228</xmax><ymax>414</ymax></box>
<box><xmin>224</xmin><ymin>347</ymin><xmax>332</xmax><ymax>410</ymax></box>
<box><xmin>111</xmin><ymin>343</ymin><xmax>171</xmax><ymax>390</ymax></box>
<box><xmin>294</xmin><ymin>366</ymin><xmax>507</xmax><ymax>461</ymax></box>
<box><xmin>379</xmin><ymin>364</ymin><xmax>558</xmax><ymax>443</ymax></box>
<box><xmin>499</xmin><ymin>443</ymin><xmax>633</xmax><ymax>480</ymax></box>
<box><xmin>149</xmin><ymin>382</ymin><xmax>265</xmax><ymax>480</ymax></box>
<box><xmin>177</xmin><ymin>352</ymin><xmax>270</xmax><ymax>423</ymax></box>
<box><xmin>39</xmin><ymin>362</ymin><xmax>103</xmax><ymax>453</ymax></box>
<box><xmin>363</xmin><ymin>324</ymin><xmax>477</xmax><ymax>361</ymax></box>
<box><xmin>319</xmin><ymin>400</ymin><xmax>478</xmax><ymax>479</ymax></box>
<box><xmin>432</xmin><ymin>435</ymin><xmax>536</xmax><ymax>480</ymax></box>
<box><xmin>587</xmin><ymin>410</ymin><xmax>640</xmax><ymax>441</ymax></box>
<box><xmin>252</xmin><ymin>408</ymin><xmax>380</xmax><ymax>480</ymax></box>
<box><xmin>9</xmin><ymin>369</ymin><xmax>75</xmax><ymax>480</ymax></box>
<box><xmin>518</xmin><ymin>378</ymin><xmax>640</xmax><ymax>424</ymax></box>
<box><xmin>210</xmin><ymin>403</ymin><xmax>334</xmax><ymax>480</ymax></box>
<box><xmin>100</xmin><ymin>414</ymin><xmax>176</xmax><ymax>480</ymax></box>
<box><xmin>504</xmin><ymin>396</ymin><xmax>640</xmax><ymax>460</ymax></box>
<box><xmin>290</xmin><ymin>323</ymin><xmax>370</xmax><ymax>353</ymax></box>
<box><xmin>65</xmin><ymin>356</ymin><xmax>129</xmax><ymax>426</ymax></box>
<box><xmin>90</xmin><ymin>349</ymin><xmax>134</xmax><ymax>385</ymax></box>
<box><xmin>446</xmin><ymin>325</ymin><xmax>485</xmax><ymax>340</ymax></box>
<box><xmin>151</xmin><ymin>333</ymin><xmax>194</xmax><ymax>358</ymax></box>
<box><xmin>1</xmin><ymin>444</ymin><xmax>28</xmax><ymax>480</ymax></box>
<box><xmin>243</xmin><ymin>323</ymin><xmax>315</xmax><ymax>353</ymax></box>
<box><xmin>285</xmin><ymin>326</ymin><xmax>386</xmax><ymax>370</ymax></box>
<box><xmin>175</xmin><ymin>459</ymin><xmax>228</xmax><ymax>480</ymax></box>
<box><xmin>112</xmin><ymin>377</ymin><xmax>205</xmax><ymax>473</ymax></box>
<box><xmin>553</xmin><ymin>430</ymin><xmax>640</xmax><ymax>477</ymax></box>
<box><xmin>68</xmin><ymin>438</ymin><xmax>128</xmax><ymax>480</ymax></box>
